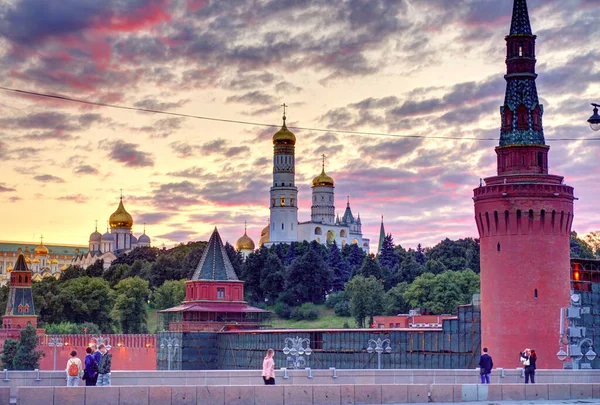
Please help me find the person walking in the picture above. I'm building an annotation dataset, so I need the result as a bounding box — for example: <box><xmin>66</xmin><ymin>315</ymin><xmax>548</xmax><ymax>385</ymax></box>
<box><xmin>262</xmin><ymin>348</ymin><xmax>275</xmax><ymax>385</ymax></box>
<box><xmin>96</xmin><ymin>344</ymin><xmax>112</xmax><ymax>386</ymax></box>
<box><xmin>83</xmin><ymin>347</ymin><xmax>98</xmax><ymax>386</ymax></box>
<box><xmin>92</xmin><ymin>344</ymin><xmax>102</xmax><ymax>386</ymax></box>
<box><xmin>65</xmin><ymin>350</ymin><xmax>83</xmax><ymax>387</ymax></box>
<box><xmin>478</xmin><ymin>347</ymin><xmax>493</xmax><ymax>384</ymax></box>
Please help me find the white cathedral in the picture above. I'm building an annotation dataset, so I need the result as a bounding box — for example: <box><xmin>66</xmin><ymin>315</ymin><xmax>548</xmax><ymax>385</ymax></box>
<box><xmin>71</xmin><ymin>197</ymin><xmax>151</xmax><ymax>269</ymax></box>
<box><xmin>236</xmin><ymin>112</ymin><xmax>370</xmax><ymax>256</ymax></box>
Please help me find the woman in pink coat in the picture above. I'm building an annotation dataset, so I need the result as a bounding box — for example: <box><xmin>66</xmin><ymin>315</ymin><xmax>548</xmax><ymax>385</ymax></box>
<box><xmin>262</xmin><ymin>349</ymin><xmax>275</xmax><ymax>385</ymax></box>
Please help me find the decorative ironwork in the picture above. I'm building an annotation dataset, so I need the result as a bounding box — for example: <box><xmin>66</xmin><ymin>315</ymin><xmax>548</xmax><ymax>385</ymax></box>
<box><xmin>160</xmin><ymin>337</ymin><xmax>179</xmax><ymax>371</ymax></box>
<box><xmin>283</xmin><ymin>336</ymin><xmax>312</xmax><ymax>369</ymax></box>
<box><xmin>48</xmin><ymin>337</ymin><xmax>63</xmax><ymax>371</ymax></box>
<box><xmin>367</xmin><ymin>338</ymin><xmax>392</xmax><ymax>370</ymax></box>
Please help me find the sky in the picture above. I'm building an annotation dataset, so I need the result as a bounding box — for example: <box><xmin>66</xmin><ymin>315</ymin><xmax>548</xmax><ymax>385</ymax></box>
<box><xmin>0</xmin><ymin>0</ymin><xmax>599</xmax><ymax>251</ymax></box>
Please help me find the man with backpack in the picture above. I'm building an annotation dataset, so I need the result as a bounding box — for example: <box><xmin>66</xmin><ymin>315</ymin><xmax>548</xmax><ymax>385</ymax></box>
<box><xmin>65</xmin><ymin>350</ymin><xmax>83</xmax><ymax>387</ymax></box>
<box><xmin>83</xmin><ymin>347</ymin><xmax>98</xmax><ymax>386</ymax></box>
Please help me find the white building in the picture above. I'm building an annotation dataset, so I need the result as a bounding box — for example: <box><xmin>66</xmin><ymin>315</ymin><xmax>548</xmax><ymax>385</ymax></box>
<box><xmin>238</xmin><ymin>112</ymin><xmax>370</xmax><ymax>254</ymax></box>
<box><xmin>72</xmin><ymin>197</ymin><xmax>151</xmax><ymax>269</ymax></box>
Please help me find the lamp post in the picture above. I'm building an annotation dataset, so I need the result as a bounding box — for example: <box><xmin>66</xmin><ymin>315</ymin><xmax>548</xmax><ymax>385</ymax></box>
<box><xmin>160</xmin><ymin>337</ymin><xmax>179</xmax><ymax>371</ymax></box>
<box><xmin>48</xmin><ymin>337</ymin><xmax>63</xmax><ymax>371</ymax></box>
<box><xmin>588</xmin><ymin>103</ymin><xmax>600</xmax><ymax>131</ymax></box>
<box><xmin>367</xmin><ymin>338</ymin><xmax>392</xmax><ymax>370</ymax></box>
<box><xmin>282</xmin><ymin>336</ymin><xmax>312</xmax><ymax>369</ymax></box>
<box><xmin>557</xmin><ymin>294</ymin><xmax>597</xmax><ymax>369</ymax></box>
<box><xmin>92</xmin><ymin>336</ymin><xmax>112</xmax><ymax>350</ymax></box>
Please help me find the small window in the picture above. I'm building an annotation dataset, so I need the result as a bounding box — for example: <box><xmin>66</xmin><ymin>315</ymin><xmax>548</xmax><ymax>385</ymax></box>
<box><xmin>497</xmin><ymin>243</ymin><xmax>501</xmax><ymax>252</ymax></box>
<box><xmin>534</xmin><ymin>289</ymin><xmax>538</xmax><ymax>300</ymax></box>
<box><xmin>282</xmin><ymin>223</ymin><xmax>284</xmax><ymax>230</ymax></box>
<box><xmin>217</xmin><ymin>288</ymin><xmax>225</xmax><ymax>299</ymax></box>
<box><xmin>290</xmin><ymin>197</ymin><xmax>295</xmax><ymax>207</ymax></box>
<box><xmin>272</xmin><ymin>197</ymin><xmax>276</xmax><ymax>207</ymax></box>
<box><xmin>280</xmin><ymin>196</ymin><xmax>286</xmax><ymax>207</ymax></box>
<box><xmin>537</xmin><ymin>152</ymin><xmax>543</xmax><ymax>168</ymax></box>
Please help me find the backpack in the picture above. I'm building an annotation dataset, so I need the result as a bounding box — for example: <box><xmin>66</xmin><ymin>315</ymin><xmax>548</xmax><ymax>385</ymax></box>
<box><xmin>68</xmin><ymin>360</ymin><xmax>79</xmax><ymax>377</ymax></box>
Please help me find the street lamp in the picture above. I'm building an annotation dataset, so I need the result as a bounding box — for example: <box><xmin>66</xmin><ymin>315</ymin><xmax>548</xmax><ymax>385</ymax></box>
<box><xmin>588</xmin><ymin>103</ymin><xmax>600</xmax><ymax>131</ymax></box>
<box><xmin>367</xmin><ymin>338</ymin><xmax>392</xmax><ymax>370</ymax></box>
<box><xmin>48</xmin><ymin>337</ymin><xmax>63</xmax><ymax>371</ymax></box>
<box><xmin>282</xmin><ymin>336</ymin><xmax>312</xmax><ymax>369</ymax></box>
<box><xmin>160</xmin><ymin>337</ymin><xmax>179</xmax><ymax>371</ymax></box>
<box><xmin>92</xmin><ymin>336</ymin><xmax>112</xmax><ymax>350</ymax></box>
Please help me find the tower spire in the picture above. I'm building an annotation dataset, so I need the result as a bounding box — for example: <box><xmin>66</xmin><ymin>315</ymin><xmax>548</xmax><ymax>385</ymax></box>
<box><xmin>378</xmin><ymin>216</ymin><xmax>386</xmax><ymax>254</ymax></box>
<box><xmin>510</xmin><ymin>0</ymin><xmax>532</xmax><ymax>35</ymax></box>
<box><xmin>281</xmin><ymin>103</ymin><xmax>287</xmax><ymax>127</ymax></box>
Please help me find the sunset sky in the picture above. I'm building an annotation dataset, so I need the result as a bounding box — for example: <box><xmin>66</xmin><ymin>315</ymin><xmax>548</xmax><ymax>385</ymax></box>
<box><xmin>0</xmin><ymin>0</ymin><xmax>599</xmax><ymax>251</ymax></box>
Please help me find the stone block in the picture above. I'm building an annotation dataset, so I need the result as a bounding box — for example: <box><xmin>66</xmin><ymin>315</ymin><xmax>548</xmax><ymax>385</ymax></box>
<box><xmin>149</xmin><ymin>386</ymin><xmax>172</xmax><ymax>405</ymax></box>
<box><xmin>120</xmin><ymin>386</ymin><xmax>150</xmax><ymax>405</ymax></box>
<box><xmin>254</xmin><ymin>385</ymin><xmax>284</xmax><ymax>405</ymax></box>
<box><xmin>429</xmin><ymin>385</ymin><xmax>453</xmax><ymax>403</ymax></box>
<box><xmin>354</xmin><ymin>385</ymin><xmax>381</xmax><ymax>404</ymax></box>
<box><xmin>0</xmin><ymin>387</ymin><xmax>9</xmax><ymax>405</ymax></box>
<box><xmin>86</xmin><ymin>386</ymin><xmax>120</xmax><ymax>405</ymax></box>
<box><xmin>313</xmin><ymin>385</ymin><xmax>340</xmax><ymax>405</ymax></box>
<box><xmin>284</xmin><ymin>385</ymin><xmax>312</xmax><ymax>405</ymax></box>
<box><xmin>341</xmin><ymin>384</ymin><xmax>354</xmax><ymax>405</ymax></box>
<box><xmin>54</xmin><ymin>387</ymin><xmax>86</xmax><ymax>405</ymax></box>
<box><xmin>381</xmin><ymin>384</ymin><xmax>408</xmax><ymax>404</ymax></box>
<box><xmin>525</xmin><ymin>384</ymin><xmax>548</xmax><ymax>400</ymax></box>
<box><xmin>172</xmin><ymin>385</ymin><xmax>197</xmax><ymax>405</ymax></box>
<box><xmin>477</xmin><ymin>384</ymin><xmax>502</xmax><ymax>401</ymax></box>
<box><xmin>198</xmin><ymin>385</ymin><xmax>225</xmax><ymax>405</ymax></box>
<box><xmin>224</xmin><ymin>385</ymin><xmax>254</xmax><ymax>405</ymax></box>
<box><xmin>570</xmin><ymin>384</ymin><xmax>593</xmax><ymax>400</ymax></box>
<box><xmin>17</xmin><ymin>387</ymin><xmax>53</xmax><ymax>405</ymax></box>
<box><xmin>407</xmin><ymin>385</ymin><xmax>428</xmax><ymax>403</ymax></box>
<box><xmin>457</xmin><ymin>384</ymin><xmax>477</xmax><ymax>402</ymax></box>
<box><xmin>548</xmin><ymin>384</ymin><xmax>570</xmax><ymax>400</ymax></box>
<box><xmin>501</xmin><ymin>384</ymin><xmax>525</xmax><ymax>401</ymax></box>
<box><xmin>593</xmin><ymin>383</ymin><xmax>600</xmax><ymax>399</ymax></box>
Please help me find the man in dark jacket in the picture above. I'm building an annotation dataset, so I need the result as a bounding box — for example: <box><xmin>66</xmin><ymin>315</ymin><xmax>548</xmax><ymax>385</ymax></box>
<box><xmin>97</xmin><ymin>344</ymin><xmax>112</xmax><ymax>386</ymax></box>
<box><xmin>478</xmin><ymin>347</ymin><xmax>493</xmax><ymax>384</ymax></box>
<box><xmin>91</xmin><ymin>344</ymin><xmax>102</xmax><ymax>386</ymax></box>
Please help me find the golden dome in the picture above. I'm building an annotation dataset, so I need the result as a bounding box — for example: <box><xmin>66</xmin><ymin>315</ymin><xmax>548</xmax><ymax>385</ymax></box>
<box><xmin>236</xmin><ymin>231</ymin><xmax>255</xmax><ymax>251</ymax></box>
<box><xmin>312</xmin><ymin>168</ymin><xmax>334</xmax><ymax>187</ymax></box>
<box><xmin>51</xmin><ymin>258</ymin><xmax>59</xmax><ymax>265</ymax></box>
<box><xmin>34</xmin><ymin>240</ymin><xmax>49</xmax><ymax>256</ymax></box>
<box><xmin>273</xmin><ymin>115</ymin><xmax>296</xmax><ymax>146</ymax></box>
<box><xmin>25</xmin><ymin>257</ymin><xmax>32</xmax><ymax>264</ymax></box>
<box><xmin>6</xmin><ymin>265</ymin><xmax>13</xmax><ymax>272</ymax></box>
<box><xmin>259</xmin><ymin>225</ymin><xmax>270</xmax><ymax>247</ymax></box>
<box><xmin>109</xmin><ymin>198</ymin><xmax>133</xmax><ymax>229</ymax></box>
<box><xmin>32</xmin><ymin>258</ymin><xmax>40</xmax><ymax>264</ymax></box>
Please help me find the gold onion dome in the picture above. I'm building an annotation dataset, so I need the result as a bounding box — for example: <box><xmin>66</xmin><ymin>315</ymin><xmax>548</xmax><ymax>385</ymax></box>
<box><xmin>236</xmin><ymin>231</ymin><xmax>255</xmax><ymax>251</ymax></box>
<box><xmin>51</xmin><ymin>258</ymin><xmax>59</xmax><ymax>265</ymax></box>
<box><xmin>32</xmin><ymin>258</ymin><xmax>40</xmax><ymax>264</ymax></box>
<box><xmin>109</xmin><ymin>198</ymin><xmax>134</xmax><ymax>228</ymax></box>
<box><xmin>34</xmin><ymin>240</ymin><xmax>49</xmax><ymax>256</ymax></box>
<box><xmin>272</xmin><ymin>115</ymin><xmax>296</xmax><ymax>146</ymax></box>
<box><xmin>25</xmin><ymin>256</ymin><xmax>32</xmax><ymax>264</ymax></box>
<box><xmin>6</xmin><ymin>265</ymin><xmax>13</xmax><ymax>272</ymax></box>
<box><xmin>259</xmin><ymin>225</ymin><xmax>270</xmax><ymax>247</ymax></box>
<box><xmin>312</xmin><ymin>168</ymin><xmax>334</xmax><ymax>187</ymax></box>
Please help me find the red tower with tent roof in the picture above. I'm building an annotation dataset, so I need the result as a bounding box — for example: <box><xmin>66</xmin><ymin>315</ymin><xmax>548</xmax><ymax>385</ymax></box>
<box><xmin>473</xmin><ymin>0</ymin><xmax>574</xmax><ymax>368</ymax></box>
<box><xmin>2</xmin><ymin>250</ymin><xmax>40</xmax><ymax>337</ymax></box>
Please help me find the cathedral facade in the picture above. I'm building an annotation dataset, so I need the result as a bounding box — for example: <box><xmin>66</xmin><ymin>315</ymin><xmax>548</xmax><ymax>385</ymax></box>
<box><xmin>238</xmin><ymin>112</ymin><xmax>370</xmax><ymax>253</ymax></box>
<box><xmin>72</xmin><ymin>197</ymin><xmax>151</xmax><ymax>269</ymax></box>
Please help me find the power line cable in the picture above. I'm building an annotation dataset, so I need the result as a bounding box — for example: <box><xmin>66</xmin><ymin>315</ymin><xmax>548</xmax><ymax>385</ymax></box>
<box><xmin>0</xmin><ymin>86</ymin><xmax>598</xmax><ymax>142</ymax></box>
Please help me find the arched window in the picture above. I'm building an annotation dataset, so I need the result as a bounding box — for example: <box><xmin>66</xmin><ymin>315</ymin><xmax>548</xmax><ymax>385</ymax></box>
<box><xmin>340</xmin><ymin>229</ymin><xmax>347</xmax><ymax>237</ymax></box>
<box><xmin>534</xmin><ymin>289</ymin><xmax>538</xmax><ymax>300</ymax></box>
<box><xmin>315</xmin><ymin>227</ymin><xmax>322</xmax><ymax>235</ymax></box>
<box><xmin>280</xmin><ymin>196</ymin><xmax>286</xmax><ymax>207</ymax></box>
<box><xmin>497</xmin><ymin>243</ymin><xmax>501</xmax><ymax>252</ymax></box>
<box><xmin>503</xmin><ymin>108</ymin><xmax>513</xmax><ymax>132</ymax></box>
<box><xmin>290</xmin><ymin>197</ymin><xmax>295</xmax><ymax>207</ymax></box>
<box><xmin>532</xmin><ymin>106</ymin><xmax>542</xmax><ymax>131</ymax></box>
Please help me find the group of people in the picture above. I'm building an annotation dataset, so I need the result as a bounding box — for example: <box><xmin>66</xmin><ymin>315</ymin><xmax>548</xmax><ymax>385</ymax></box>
<box><xmin>478</xmin><ymin>347</ymin><xmax>538</xmax><ymax>384</ymax></box>
<box><xmin>65</xmin><ymin>344</ymin><xmax>112</xmax><ymax>387</ymax></box>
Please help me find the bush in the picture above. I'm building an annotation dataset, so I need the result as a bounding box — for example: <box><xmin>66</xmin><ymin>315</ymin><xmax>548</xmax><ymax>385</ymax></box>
<box><xmin>342</xmin><ymin>322</ymin><xmax>350</xmax><ymax>329</ymax></box>
<box><xmin>334</xmin><ymin>300</ymin><xmax>351</xmax><ymax>317</ymax></box>
<box><xmin>45</xmin><ymin>322</ymin><xmax>101</xmax><ymax>335</ymax></box>
<box><xmin>273</xmin><ymin>302</ymin><xmax>292</xmax><ymax>320</ymax></box>
<box><xmin>325</xmin><ymin>292</ymin><xmax>347</xmax><ymax>309</ymax></box>
<box><xmin>298</xmin><ymin>303</ymin><xmax>320</xmax><ymax>320</ymax></box>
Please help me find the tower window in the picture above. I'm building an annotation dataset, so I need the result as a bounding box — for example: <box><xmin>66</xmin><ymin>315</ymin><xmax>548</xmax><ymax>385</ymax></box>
<box><xmin>517</xmin><ymin>105</ymin><xmax>528</xmax><ymax>130</ymax></box>
<box><xmin>537</xmin><ymin>152</ymin><xmax>543</xmax><ymax>168</ymax></box>
<box><xmin>518</xmin><ymin>42</ymin><xmax>523</xmax><ymax>56</ymax></box>
<box><xmin>280</xmin><ymin>196</ymin><xmax>286</xmax><ymax>207</ymax></box>
<box><xmin>217</xmin><ymin>288</ymin><xmax>225</xmax><ymax>299</ymax></box>
<box><xmin>534</xmin><ymin>289</ymin><xmax>538</xmax><ymax>300</ymax></box>
<box><xmin>282</xmin><ymin>223</ymin><xmax>284</xmax><ymax>230</ymax></box>
<box><xmin>290</xmin><ymin>197</ymin><xmax>295</xmax><ymax>207</ymax></box>
<box><xmin>497</xmin><ymin>243</ymin><xmax>501</xmax><ymax>252</ymax></box>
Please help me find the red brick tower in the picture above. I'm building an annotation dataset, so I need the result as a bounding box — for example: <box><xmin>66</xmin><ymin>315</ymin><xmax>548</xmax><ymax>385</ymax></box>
<box><xmin>2</xmin><ymin>250</ymin><xmax>38</xmax><ymax>333</ymax></box>
<box><xmin>473</xmin><ymin>0</ymin><xmax>575</xmax><ymax>369</ymax></box>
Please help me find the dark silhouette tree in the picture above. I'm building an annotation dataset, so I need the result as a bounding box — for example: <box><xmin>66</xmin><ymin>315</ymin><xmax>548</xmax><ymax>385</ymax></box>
<box><xmin>12</xmin><ymin>325</ymin><xmax>44</xmax><ymax>370</ymax></box>
<box><xmin>285</xmin><ymin>246</ymin><xmax>332</xmax><ymax>304</ymax></box>
<box><xmin>260</xmin><ymin>254</ymin><xmax>286</xmax><ymax>304</ymax></box>
<box><xmin>328</xmin><ymin>241</ymin><xmax>351</xmax><ymax>292</ymax></box>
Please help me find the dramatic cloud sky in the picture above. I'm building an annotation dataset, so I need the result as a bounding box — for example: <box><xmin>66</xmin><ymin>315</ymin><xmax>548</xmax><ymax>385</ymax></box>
<box><xmin>0</xmin><ymin>0</ymin><xmax>599</xmax><ymax>250</ymax></box>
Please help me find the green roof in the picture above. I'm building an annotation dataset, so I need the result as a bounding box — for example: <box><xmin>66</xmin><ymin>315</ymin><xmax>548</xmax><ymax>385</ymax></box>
<box><xmin>0</xmin><ymin>241</ymin><xmax>88</xmax><ymax>256</ymax></box>
<box><xmin>191</xmin><ymin>228</ymin><xmax>239</xmax><ymax>281</ymax></box>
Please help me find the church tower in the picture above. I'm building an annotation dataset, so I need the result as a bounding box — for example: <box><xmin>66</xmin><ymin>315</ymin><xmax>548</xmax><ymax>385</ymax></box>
<box><xmin>109</xmin><ymin>195</ymin><xmax>134</xmax><ymax>252</ymax></box>
<box><xmin>3</xmin><ymin>250</ymin><xmax>37</xmax><ymax>330</ymax></box>
<box><xmin>473</xmin><ymin>0</ymin><xmax>574</xmax><ymax>369</ymax></box>
<box><xmin>269</xmin><ymin>106</ymin><xmax>299</xmax><ymax>243</ymax></box>
<box><xmin>311</xmin><ymin>155</ymin><xmax>335</xmax><ymax>225</ymax></box>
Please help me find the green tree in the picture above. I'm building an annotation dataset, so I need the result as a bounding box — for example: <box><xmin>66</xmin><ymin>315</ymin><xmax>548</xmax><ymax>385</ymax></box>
<box><xmin>153</xmin><ymin>279</ymin><xmax>186</xmax><ymax>310</ymax></box>
<box><xmin>85</xmin><ymin>259</ymin><xmax>105</xmax><ymax>278</ymax></box>
<box><xmin>425</xmin><ymin>238</ymin><xmax>480</xmax><ymax>273</ymax></box>
<box><xmin>402</xmin><ymin>272</ymin><xmax>436</xmax><ymax>310</ymax></box>
<box><xmin>59</xmin><ymin>265</ymin><xmax>86</xmax><ymax>281</ymax></box>
<box><xmin>424</xmin><ymin>259</ymin><xmax>447</xmax><ymax>275</ymax></box>
<box><xmin>261</xmin><ymin>254</ymin><xmax>286</xmax><ymax>304</ymax></box>
<box><xmin>32</xmin><ymin>277</ymin><xmax>61</xmax><ymax>326</ymax></box>
<box><xmin>378</xmin><ymin>234</ymin><xmax>401</xmax><ymax>279</ymax></box>
<box><xmin>0</xmin><ymin>339</ymin><xmax>17</xmax><ymax>370</ymax></box>
<box><xmin>342</xmin><ymin>244</ymin><xmax>367</xmax><ymax>275</ymax></box>
<box><xmin>103</xmin><ymin>264</ymin><xmax>133</xmax><ymax>287</ymax></box>
<box><xmin>345</xmin><ymin>275</ymin><xmax>384</xmax><ymax>328</ymax></box>
<box><xmin>328</xmin><ymin>242</ymin><xmax>350</xmax><ymax>292</ymax></box>
<box><xmin>397</xmin><ymin>251</ymin><xmax>424</xmax><ymax>284</ymax></box>
<box><xmin>285</xmin><ymin>247</ymin><xmax>332</xmax><ymax>304</ymax></box>
<box><xmin>225</xmin><ymin>242</ymin><xmax>244</xmax><ymax>279</ymax></box>
<box><xmin>240</xmin><ymin>247</ymin><xmax>269</xmax><ymax>303</ymax></box>
<box><xmin>110</xmin><ymin>246</ymin><xmax>160</xmax><ymax>266</ymax></box>
<box><xmin>13</xmin><ymin>325</ymin><xmax>44</xmax><ymax>370</ymax></box>
<box><xmin>571</xmin><ymin>231</ymin><xmax>595</xmax><ymax>259</ymax></box>
<box><xmin>354</xmin><ymin>255</ymin><xmax>389</xmax><ymax>288</ymax></box>
<box><xmin>53</xmin><ymin>277</ymin><xmax>114</xmax><ymax>332</ymax></box>
<box><xmin>403</xmin><ymin>271</ymin><xmax>480</xmax><ymax>314</ymax></box>
<box><xmin>111</xmin><ymin>277</ymin><xmax>150</xmax><ymax>333</ymax></box>
<box><xmin>384</xmin><ymin>282</ymin><xmax>410</xmax><ymax>315</ymax></box>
